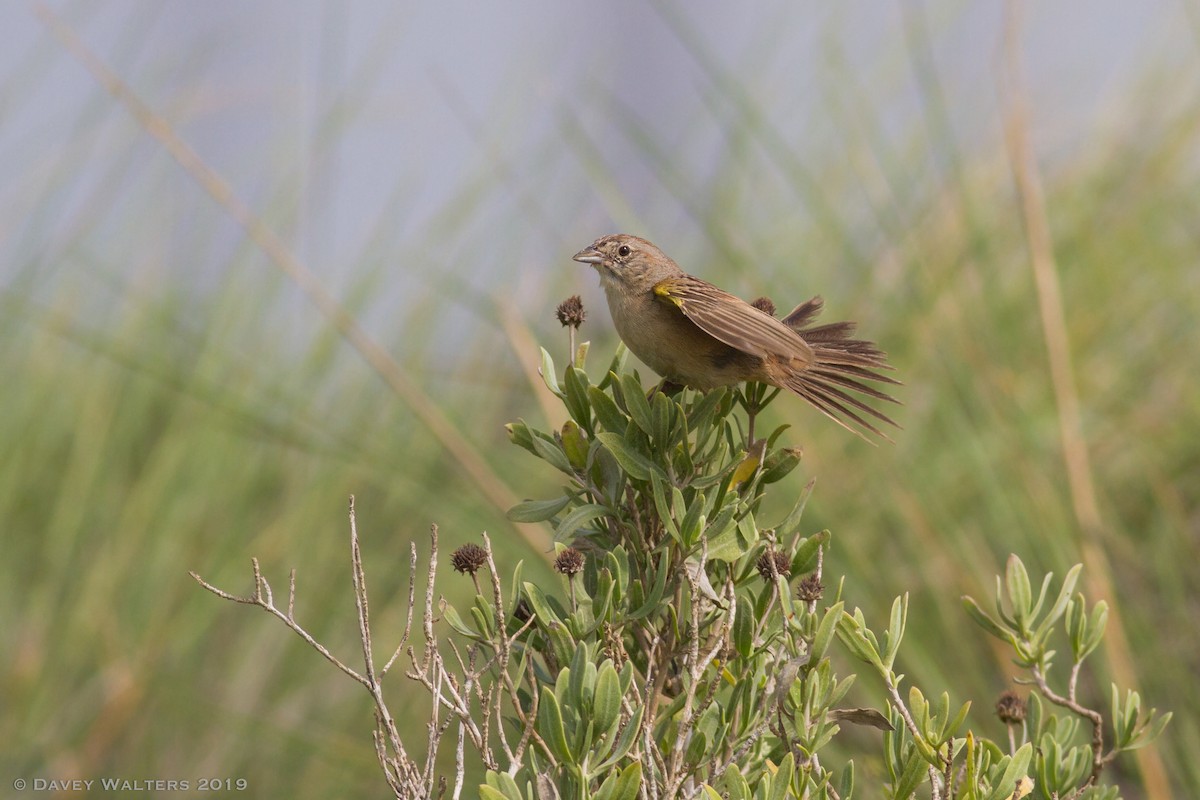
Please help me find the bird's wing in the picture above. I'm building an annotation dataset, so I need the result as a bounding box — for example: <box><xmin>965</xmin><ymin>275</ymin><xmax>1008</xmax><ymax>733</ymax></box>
<box><xmin>653</xmin><ymin>275</ymin><xmax>813</xmax><ymax>365</ymax></box>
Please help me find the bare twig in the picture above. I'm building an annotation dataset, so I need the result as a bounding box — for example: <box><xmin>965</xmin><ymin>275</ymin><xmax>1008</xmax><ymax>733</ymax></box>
<box><xmin>383</xmin><ymin>542</ymin><xmax>419</xmax><ymax>676</ymax></box>
<box><xmin>347</xmin><ymin>498</ymin><xmax>410</xmax><ymax>783</ymax></box>
<box><xmin>641</xmin><ymin>634</ymin><xmax>663</xmax><ymax>800</ymax></box>
<box><xmin>1031</xmin><ymin>665</ymin><xmax>1107</xmax><ymax>785</ymax></box>
<box><xmin>481</xmin><ymin>531</ymin><xmax>540</xmax><ymax>769</ymax></box>
<box><xmin>881</xmin><ymin>674</ymin><xmax>946</xmax><ymax>798</ymax></box>
<box><xmin>190</xmin><ymin>564</ymin><xmax>370</xmax><ymax>689</ymax></box>
<box><xmin>189</xmin><ymin>497</ymin><xmax>434</xmax><ymax>797</ymax></box>
<box><xmin>664</xmin><ymin>546</ymin><xmax>709</xmax><ymax>794</ymax></box>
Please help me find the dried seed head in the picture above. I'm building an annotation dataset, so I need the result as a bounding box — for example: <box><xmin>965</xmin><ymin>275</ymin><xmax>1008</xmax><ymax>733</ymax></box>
<box><xmin>995</xmin><ymin>690</ymin><xmax>1027</xmax><ymax>724</ymax></box>
<box><xmin>450</xmin><ymin>543</ymin><xmax>488</xmax><ymax>575</ymax></box>
<box><xmin>556</xmin><ymin>295</ymin><xmax>587</xmax><ymax>328</ymax></box>
<box><xmin>750</xmin><ymin>296</ymin><xmax>777</xmax><ymax>316</ymax></box>
<box><xmin>796</xmin><ymin>573</ymin><xmax>825</xmax><ymax>603</ymax></box>
<box><xmin>554</xmin><ymin>547</ymin><xmax>585</xmax><ymax>577</ymax></box>
<box><xmin>756</xmin><ymin>548</ymin><xmax>791</xmax><ymax>580</ymax></box>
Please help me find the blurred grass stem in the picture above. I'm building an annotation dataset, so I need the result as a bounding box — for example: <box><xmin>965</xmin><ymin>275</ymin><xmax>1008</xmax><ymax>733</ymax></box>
<box><xmin>1001</xmin><ymin>2</ymin><xmax>1169</xmax><ymax>796</ymax></box>
<box><xmin>34</xmin><ymin>2</ymin><xmax>550</xmax><ymax>556</ymax></box>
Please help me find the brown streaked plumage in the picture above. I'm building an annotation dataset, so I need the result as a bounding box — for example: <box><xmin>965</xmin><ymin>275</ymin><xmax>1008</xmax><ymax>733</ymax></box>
<box><xmin>572</xmin><ymin>233</ymin><xmax>900</xmax><ymax>441</ymax></box>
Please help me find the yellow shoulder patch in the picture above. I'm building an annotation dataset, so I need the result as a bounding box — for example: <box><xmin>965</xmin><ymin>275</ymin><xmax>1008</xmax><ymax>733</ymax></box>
<box><xmin>652</xmin><ymin>280</ymin><xmax>686</xmax><ymax>308</ymax></box>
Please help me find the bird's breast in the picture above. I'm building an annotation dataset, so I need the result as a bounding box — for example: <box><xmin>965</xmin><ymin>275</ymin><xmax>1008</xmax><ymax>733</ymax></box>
<box><xmin>606</xmin><ymin>287</ymin><xmax>760</xmax><ymax>389</ymax></box>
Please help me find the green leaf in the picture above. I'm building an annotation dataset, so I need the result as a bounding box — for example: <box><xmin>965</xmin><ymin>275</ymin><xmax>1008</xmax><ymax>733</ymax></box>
<box><xmin>539</xmin><ymin>347</ymin><xmax>563</xmax><ymax>397</ymax></box>
<box><xmin>687</xmin><ymin>386</ymin><xmax>727</xmax><ymax>432</ymax></box>
<box><xmin>1004</xmin><ymin>555</ymin><xmax>1033</xmax><ymax>632</ymax></box>
<box><xmin>1125</xmin><ymin>711</ymin><xmax>1172</xmax><ymax>751</ymax></box>
<box><xmin>470</xmin><ymin>599</ymin><xmax>494</xmax><ymax>638</ymax></box>
<box><xmin>649</xmin><ymin>472</ymin><xmax>680</xmax><ymax>539</ymax></box>
<box><xmin>554</xmin><ymin>503</ymin><xmax>611</xmax><ymax>541</ymax></box>
<box><xmin>1114</xmin><ymin>686</ymin><xmax>1138</xmax><ymax>747</ymax></box>
<box><xmin>684</xmin><ymin>730</ymin><xmax>709</xmax><ymax>764</ymax></box>
<box><xmin>508</xmin><ymin>560</ymin><xmax>525</xmax><ymax>618</ymax></box>
<box><xmin>838</xmin><ymin>760</ymin><xmax>854</xmax><ymax>800</ymax></box>
<box><xmin>483</xmin><ymin>771</ymin><xmax>524</xmax><ymax>800</ymax></box>
<box><xmin>679</xmin><ymin>492</ymin><xmax>706</xmax><ymax>547</ymax></box>
<box><xmin>894</xmin><ymin>747</ymin><xmax>925</xmax><ymax>799</ymax></box>
<box><xmin>962</xmin><ymin>595</ymin><xmax>1014</xmax><ymax>642</ymax></box>
<box><xmin>1033</xmin><ymin>563</ymin><xmax>1081</xmax><ymax>643</ymax></box>
<box><xmin>790</xmin><ymin>529</ymin><xmax>828</xmax><ymax>576</ymax></box>
<box><xmin>611</xmin><ymin>546</ymin><xmax>630</xmax><ymax>594</ymax></box>
<box><xmin>563</xmin><ymin>366</ymin><xmax>592</xmax><ymax>430</ymax></box>
<box><xmin>725</xmin><ymin>763</ymin><xmax>751</xmax><ymax>800</ymax></box>
<box><xmin>733</xmin><ymin>594</ymin><xmax>754</xmax><ymax>658</ymax></box>
<box><xmin>837</xmin><ymin>611</ymin><xmax>884</xmax><ymax>671</ymax></box>
<box><xmin>537</xmin><ymin>686</ymin><xmax>573</xmax><ymax>764</ymax></box>
<box><xmin>702</xmin><ymin>502</ymin><xmax>742</xmax><ymax>562</ymax></box>
<box><xmin>812</xmin><ymin>601</ymin><xmax>844</xmax><ymax>663</ymax></box>
<box><xmin>768</xmin><ymin>752</ymin><xmax>794</xmax><ymax>800</ymax></box>
<box><xmin>760</xmin><ymin>446</ymin><xmax>803</xmax><ymax>485</ymax></box>
<box><xmin>589</xmin><ymin>385</ymin><xmax>629</xmax><ymax>435</ymax></box>
<box><xmin>598</xmin><ymin>344</ymin><xmax>629</xmax><ymax>389</ymax></box>
<box><xmin>945</xmin><ymin>700</ymin><xmax>972</xmax><ymax>742</ymax></box>
<box><xmin>442</xmin><ymin>604</ymin><xmax>480</xmax><ymax>639</ymax></box>
<box><xmin>773</xmin><ymin>478</ymin><xmax>815</xmax><ymax>538</ymax></box>
<box><xmin>651</xmin><ymin>389</ymin><xmax>675</xmax><ymax>445</ymax></box>
<box><xmin>593</xmin><ymin>661</ymin><xmax>622</xmax><ymax>733</ymax></box>
<box><xmin>981</xmin><ymin>743</ymin><xmax>1033</xmax><ymax>800</ymax></box>
<box><xmin>1027</xmin><ymin>571</ymin><xmax>1055</xmax><ymax>625</ymax></box>
<box><xmin>735</xmin><ymin>511</ymin><xmax>759</xmax><ymax>552</ymax></box>
<box><xmin>606</xmin><ymin>762</ymin><xmax>642</xmax><ymax>800</ymax></box>
<box><xmin>765</xmin><ymin>420</ymin><xmax>790</xmax><ymax>447</ymax></box>
<box><xmin>1079</xmin><ymin>600</ymin><xmax>1108</xmax><ymax>661</ymax></box>
<box><xmin>561</xmin><ymin>420</ymin><xmax>590</xmax><ymax>469</ymax></box>
<box><xmin>618</xmin><ymin>660</ymin><xmax>635</xmax><ymax>694</ymax></box>
<box><xmin>627</xmin><ymin>578</ymin><xmax>645</xmax><ymax>613</ymax></box>
<box><xmin>596</xmin><ymin>703</ymin><xmax>643</xmax><ymax>769</ymax></box>
<box><xmin>567</xmin><ymin>645</ymin><xmax>590</xmax><ymax>711</ymax></box>
<box><xmin>531</xmin><ymin>434</ymin><xmax>574</xmax><ymax>475</ymax></box>
<box><xmin>882</xmin><ymin>594</ymin><xmax>908</xmax><ymax>671</ymax></box>
<box><xmin>596</xmin><ymin>431</ymin><xmax>655</xmax><ymax>481</ymax></box>
<box><xmin>628</xmin><ymin>551</ymin><xmax>672</xmax><ymax>620</ymax></box>
<box><xmin>590</xmin><ymin>442</ymin><xmax>624</xmax><ymax>503</ymax></box>
<box><xmin>478</xmin><ymin>786</ymin><xmax>510</xmax><ymax>800</ymax></box>
<box><xmin>592</xmin><ymin>568</ymin><xmax>615</xmax><ymax>625</ymax></box>
<box><xmin>523</xmin><ymin>582</ymin><xmax>563</xmax><ymax>626</ymax></box>
<box><xmin>909</xmin><ymin>686</ymin><xmax>929</xmax><ymax>734</ymax></box>
<box><xmin>506</xmin><ymin>495</ymin><xmax>572</xmax><ymax>523</ymax></box>
<box><xmin>619</xmin><ymin>373</ymin><xmax>655</xmax><ymax>435</ymax></box>
<box><xmin>505</xmin><ymin>419</ymin><xmax>537</xmax><ymax>454</ymax></box>
<box><xmin>546</xmin><ymin>625</ymin><xmax>577</xmax><ymax>670</ymax></box>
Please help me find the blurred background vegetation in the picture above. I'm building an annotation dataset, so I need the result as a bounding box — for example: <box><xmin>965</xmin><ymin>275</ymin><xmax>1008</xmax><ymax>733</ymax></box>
<box><xmin>2</xmin><ymin>2</ymin><xmax>1196</xmax><ymax>797</ymax></box>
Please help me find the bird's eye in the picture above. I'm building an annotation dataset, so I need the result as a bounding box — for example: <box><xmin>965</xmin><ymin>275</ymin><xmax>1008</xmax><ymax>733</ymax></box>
<box><xmin>617</xmin><ymin>245</ymin><xmax>631</xmax><ymax>257</ymax></box>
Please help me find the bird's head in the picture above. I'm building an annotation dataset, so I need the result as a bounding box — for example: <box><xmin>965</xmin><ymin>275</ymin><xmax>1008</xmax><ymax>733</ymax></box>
<box><xmin>572</xmin><ymin>234</ymin><xmax>682</xmax><ymax>293</ymax></box>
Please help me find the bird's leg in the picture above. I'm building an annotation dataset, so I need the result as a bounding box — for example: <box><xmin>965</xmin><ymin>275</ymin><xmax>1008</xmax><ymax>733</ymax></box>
<box><xmin>648</xmin><ymin>379</ymin><xmax>686</xmax><ymax>400</ymax></box>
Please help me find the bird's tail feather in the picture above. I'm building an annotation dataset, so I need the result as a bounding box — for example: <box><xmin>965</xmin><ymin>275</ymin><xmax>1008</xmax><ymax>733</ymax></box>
<box><xmin>782</xmin><ymin>296</ymin><xmax>901</xmax><ymax>442</ymax></box>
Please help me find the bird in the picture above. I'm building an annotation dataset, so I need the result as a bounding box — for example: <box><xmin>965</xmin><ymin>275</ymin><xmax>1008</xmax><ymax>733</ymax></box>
<box><xmin>572</xmin><ymin>233</ymin><xmax>900</xmax><ymax>440</ymax></box>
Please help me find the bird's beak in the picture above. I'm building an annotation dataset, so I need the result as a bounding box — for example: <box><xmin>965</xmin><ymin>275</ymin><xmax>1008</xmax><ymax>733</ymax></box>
<box><xmin>572</xmin><ymin>246</ymin><xmax>604</xmax><ymax>265</ymax></box>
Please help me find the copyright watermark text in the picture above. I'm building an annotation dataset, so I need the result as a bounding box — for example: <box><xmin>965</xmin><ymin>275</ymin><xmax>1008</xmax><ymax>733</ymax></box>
<box><xmin>13</xmin><ymin>778</ymin><xmax>248</xmax><ymax>792</ymax></box>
